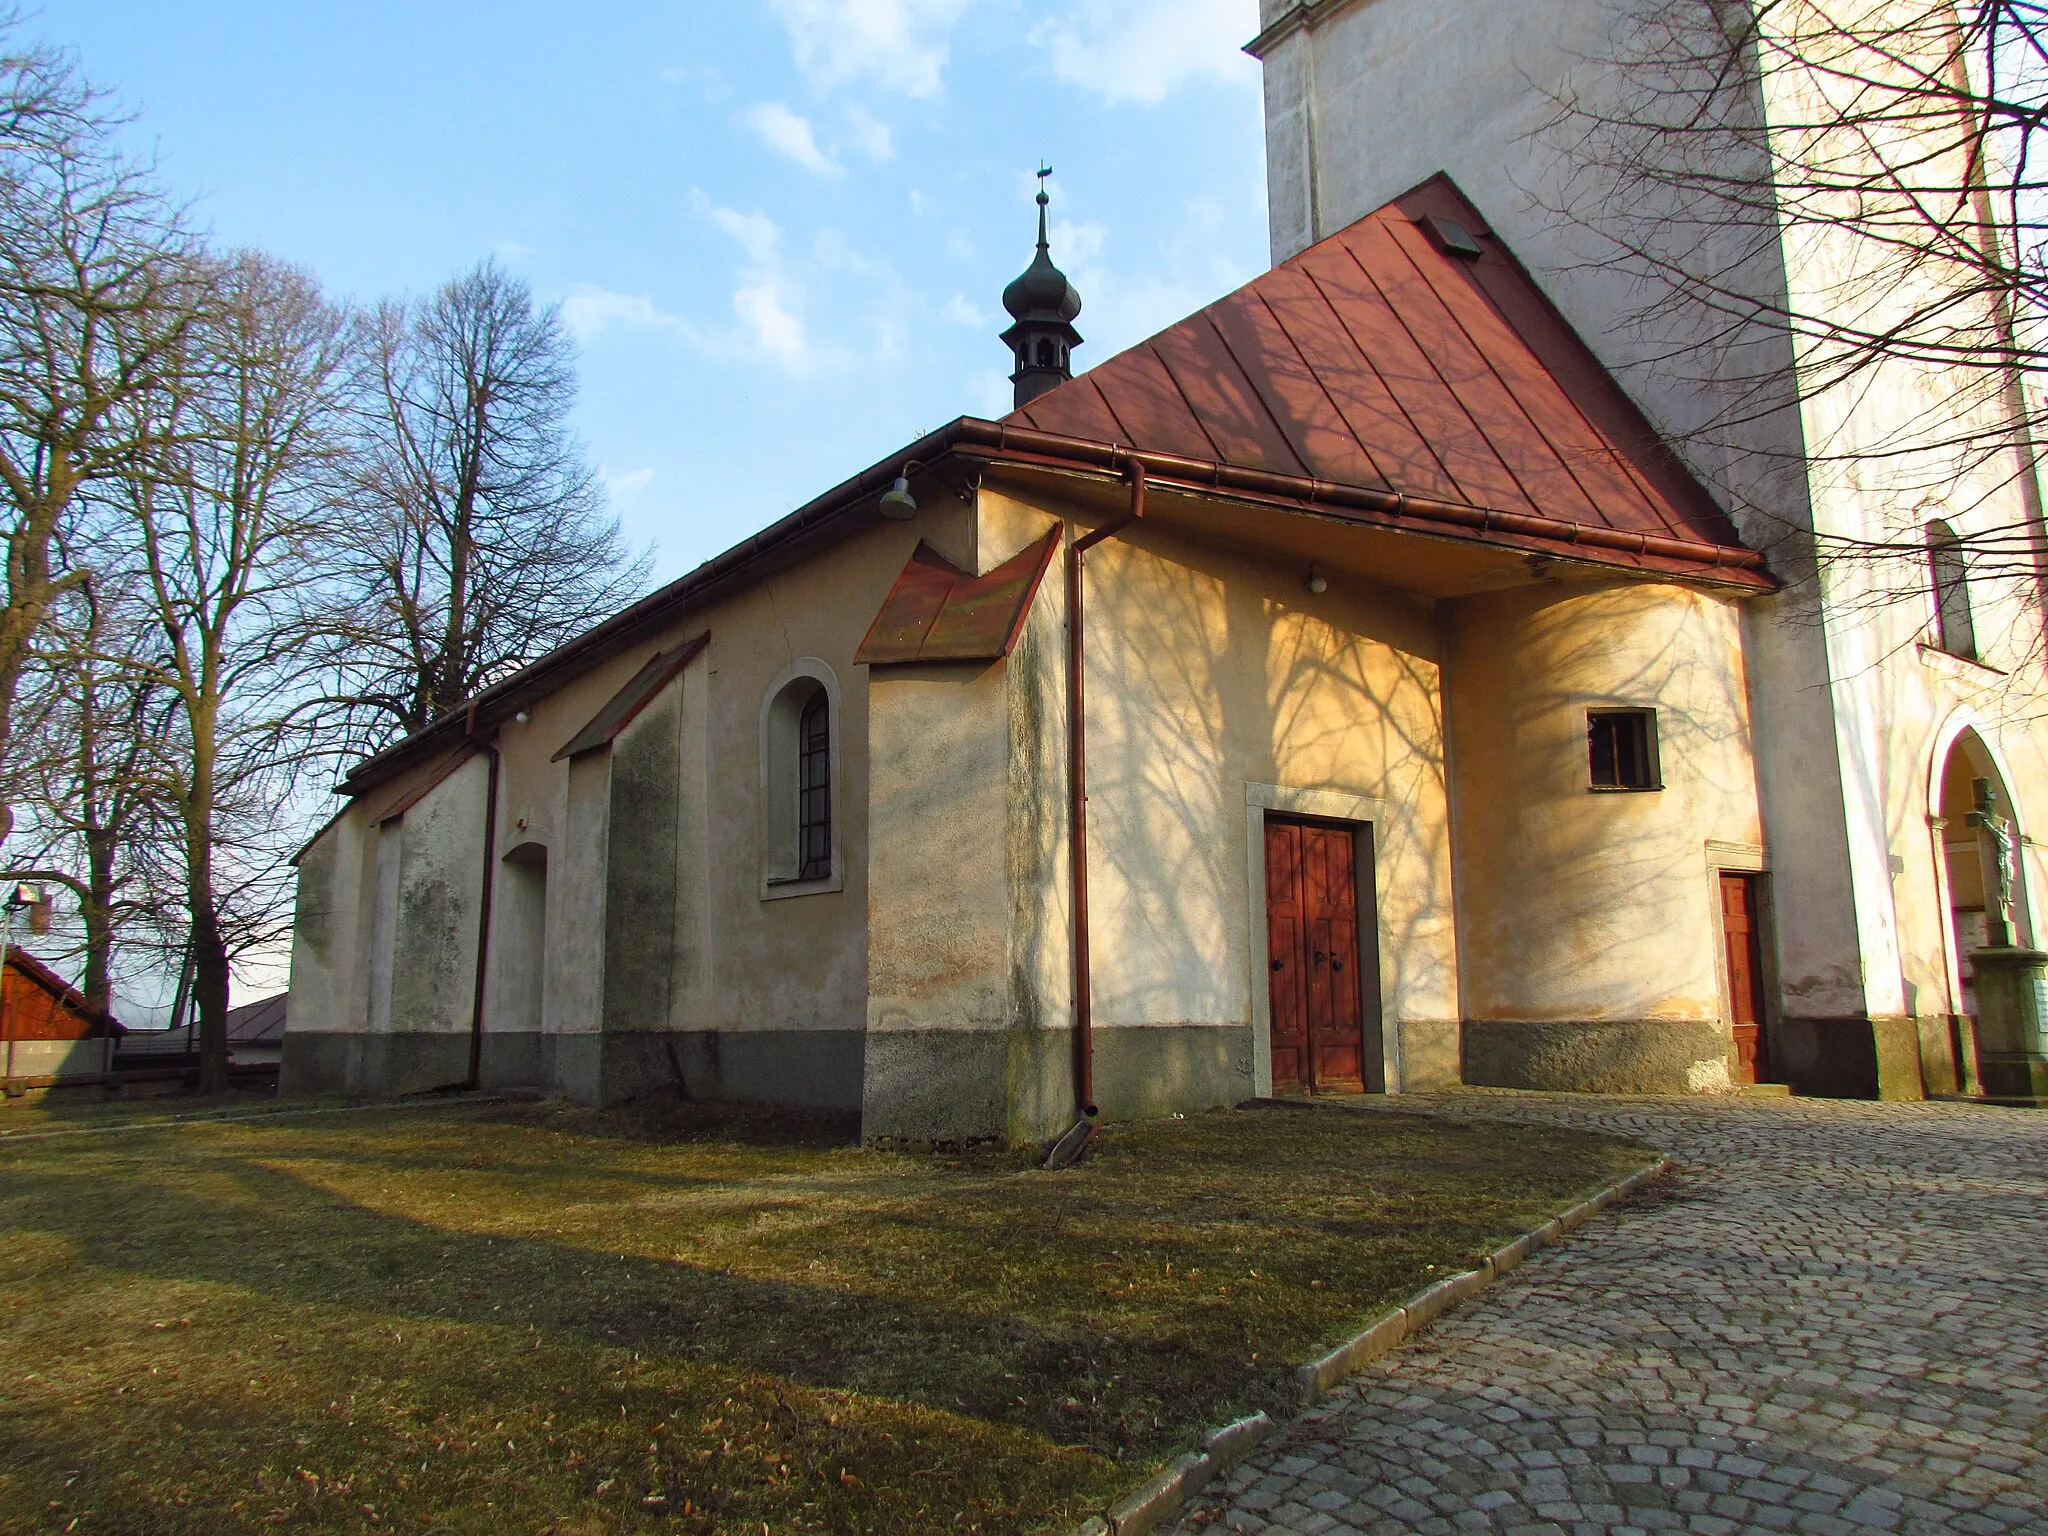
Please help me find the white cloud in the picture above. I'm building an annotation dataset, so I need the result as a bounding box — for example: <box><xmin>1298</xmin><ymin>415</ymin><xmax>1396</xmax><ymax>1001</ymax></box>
<box><xmin>705</xmin><ymin>203</ymin><xmax>783</xmax><ymax>265</ymax></box>
<box><xmin>944</xmin><ymin>292</ymin><xmax>990</xmax><ymax>327</ymax></box>
<box><xmin>661</xmin><ymin>62</ymin><xmax>732</xmax><ymax>103</ymax></box>
<box><xmin>698</xmin><ymin>202</ymin><xmax>823</xmax><ymax>372</ymax></box>
<box><xmin>600</xmin><ymin>465</ymin><xmax>656</xmax><ymax>500</ymax></box>
<box><xmin>742</xmin><ymin>101</ymin><xmax>840</xmax><ymax>177</ymax></box>
<box><xmin>567</xmin><ymin>200</ymin><xmax>926</xmax><ymax>381</ymax></box>
<box><xmin>1050</xmin><ymin>217</ymin><xmax>1107</xmax><ymax>268</ymax></box>
<box><xmin>561</xmin><ymin>285</ymin><xmax>688</xmax><ymax>344</ymax></box>
<box><xmin>843</xmin><ymin>104</ymin><xmax>895</xmax><ymax>162</ymax></box>
<box><xmin>560</xmin><ymin>260</ymin><xmax>814</xmax><ymax>377</ymax></box>
<box><xmin>1031</xmin><ymin>0</ymin><xmax>1260</xmax><ymax>105</ymax></box>
<box><xmin>764</xmin><ymin>0</ymin><xmax>974</xmax><ymax>99</ymax></box>
<box><xmin>733</xmin><ymin>279</ymin><xmax>811</xmax><ymax>369</ymax></box>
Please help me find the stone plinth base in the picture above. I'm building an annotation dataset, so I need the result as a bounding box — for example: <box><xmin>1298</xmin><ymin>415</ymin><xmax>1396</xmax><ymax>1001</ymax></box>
<box><xmin>1461</xmin><ymin>1019</ymin><xmax>1734</xmax><ymax>1096</ymax></box>
<box><xmin>1969</xmin><ymin>946</ymin><xmax>2048</xmax><ymax>1103</ymax></box>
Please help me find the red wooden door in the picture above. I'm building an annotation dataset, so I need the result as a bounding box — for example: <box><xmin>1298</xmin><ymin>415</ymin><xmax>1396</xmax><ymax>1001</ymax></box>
<box><xmin>1266</xmin><ymin>819</ymin><xmax>1367</xmax><ymax>1094</ymax></box>
<box><xmin>1719</xmin><ymin>872</ymin><xmax>1769</xmax><ymax>1085</ymax></box>
<box><xmin>1266</xmin><ymin>822</ymin><xmax>1310</xmax><ymax>1093</ymax></box>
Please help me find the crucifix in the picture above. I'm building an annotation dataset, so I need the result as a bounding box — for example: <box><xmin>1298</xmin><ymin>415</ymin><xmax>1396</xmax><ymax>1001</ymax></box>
<box><xmin>1968</xmin><ymin>777</ymin><xmax>2019</xmax><ymax>948</ymax></box>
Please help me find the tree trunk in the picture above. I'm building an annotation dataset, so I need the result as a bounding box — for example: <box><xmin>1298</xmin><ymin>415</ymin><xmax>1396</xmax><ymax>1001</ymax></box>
<box><xmin>190</xmin><ymin>892</ymin><xmax>230</xmax><ymax>1094</ymax></box>
<box><xmin>186</xmin><ymin>717</ymin><xmax>229</xmax><ymax>1095</ymax></box>
<box><xmin>0</xmin><ymin>471</ymin><xmax>78</xmax><ymax>854</ymax></box>
<box><xmin>81</xmin><ymin>827</ymin><xmax>115</xmax><ymax>1019</ymax></box>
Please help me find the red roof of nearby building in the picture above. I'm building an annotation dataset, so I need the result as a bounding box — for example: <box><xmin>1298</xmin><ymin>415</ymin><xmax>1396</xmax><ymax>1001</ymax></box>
<box><xmin>1005</xmin><ymin>175</ymin><xmax>1763</xmax><ymax>586</ymax></box>
<box><xmin>3</xmin><ymin>947</ymin><xmax>117</xmax><ymax>1040</ymax></box>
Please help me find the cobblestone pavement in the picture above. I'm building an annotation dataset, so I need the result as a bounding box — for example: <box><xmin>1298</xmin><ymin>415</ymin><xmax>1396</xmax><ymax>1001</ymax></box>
<box><xmin>1173</xmin><ymin>1092</ymin><xmax>2048</xmax><ymax>1536</ymax></box>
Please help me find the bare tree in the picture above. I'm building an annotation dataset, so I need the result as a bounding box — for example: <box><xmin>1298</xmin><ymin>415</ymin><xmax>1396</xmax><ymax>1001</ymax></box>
<box><xmin>336</xmin><ymin>260</ymin><xmax>646</xmax><ymax>750</ymax></box>
<box><xmin>5</xmin><ymin>564</ymin><xmax>175</xmax><ymax>1017</ymax></box>
<box><xmin>107</xmin><ymin>250</ymin><xmax>350</xmax><ymax>1092</ymax></box>
<box><xmin>1543</xmin><ymin>1</ymin><xmax>2048</xmax><ymax>639</ymax></box>
<box><xmin>0</xmin><ymin>15</ymin><xmax>194</xmax><ymax>846</ymax></box>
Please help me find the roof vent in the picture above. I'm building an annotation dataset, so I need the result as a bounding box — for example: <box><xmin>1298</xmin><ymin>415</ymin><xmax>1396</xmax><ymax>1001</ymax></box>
<box><xmin>1420</xmin><ymin>215</ymin><xmax>1483</xmax><ymax>260</ymax></box>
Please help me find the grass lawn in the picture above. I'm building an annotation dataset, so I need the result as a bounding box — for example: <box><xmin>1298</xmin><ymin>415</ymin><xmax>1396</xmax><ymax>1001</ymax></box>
<box><xmin>0</xmin><ymin>1094</ymin><xmax>1649</xmax><ymax>1535</ymax></box>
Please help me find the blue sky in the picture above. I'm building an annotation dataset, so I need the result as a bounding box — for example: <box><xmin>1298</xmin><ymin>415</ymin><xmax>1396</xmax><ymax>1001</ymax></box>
<box><xmin>40</xmin><ymin>0</ymin><xmax>1271</xmax><ymax>583</ymax></box>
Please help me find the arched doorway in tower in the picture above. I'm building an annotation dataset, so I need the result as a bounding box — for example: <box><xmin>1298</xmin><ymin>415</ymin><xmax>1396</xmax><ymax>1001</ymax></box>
<box><xmin>1936</xmin><ymin>730</ymin><xmax>2029</xmax><ymax>1050</ymax></box>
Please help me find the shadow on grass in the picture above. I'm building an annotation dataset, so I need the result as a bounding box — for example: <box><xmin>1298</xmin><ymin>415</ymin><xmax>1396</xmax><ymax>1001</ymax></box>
<box><xmin>0</xmin><ymin>1154</ymin><xmax>1127</xmax><ymax>1533</ymax></box>
<box><xmin>0</xmin><ymin>1141</ymin><xmax>1325</xmax><ymax>1478</ymax></box>
<box><xmin>0</xmin><ymin>1103</ymin><xmax>1650</xmax><ymax>1534</ymax></box>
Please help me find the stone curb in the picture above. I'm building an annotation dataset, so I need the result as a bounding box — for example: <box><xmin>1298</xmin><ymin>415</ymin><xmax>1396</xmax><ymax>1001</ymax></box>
<box><xmin>1298</xmin><ymin>1153</ymin><xmax>1672</xmax><ymax>1406</ymax></box>
<box><xmin>1062</xmin><ymin>1153</ymin><xmax>1672</xmax><ymax>1536</ymax></box>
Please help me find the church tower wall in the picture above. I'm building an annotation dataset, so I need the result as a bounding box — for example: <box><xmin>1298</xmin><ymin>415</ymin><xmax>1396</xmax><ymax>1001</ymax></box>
<box><xmin>1248</xmin><ymin>0</ymin><xmax>2048</xmax><ymax>1097</ymax></box>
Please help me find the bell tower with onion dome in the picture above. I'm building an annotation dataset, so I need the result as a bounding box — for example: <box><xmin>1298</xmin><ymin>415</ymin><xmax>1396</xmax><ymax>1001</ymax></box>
<box><xmin>1000</xmin><ymin>166</ymin><xmax>1083</xmax><ymax>408</ymax></box>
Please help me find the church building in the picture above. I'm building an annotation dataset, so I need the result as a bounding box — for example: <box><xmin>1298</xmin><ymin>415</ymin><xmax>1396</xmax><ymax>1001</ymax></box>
<box><xmin>283</xmin><ymin>5</ymin><xmax>2048</xmax><ymax>1138</ymax></box>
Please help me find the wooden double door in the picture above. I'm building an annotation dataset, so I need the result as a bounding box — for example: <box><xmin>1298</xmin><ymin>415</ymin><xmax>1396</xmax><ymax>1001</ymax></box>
<box><xmin>1265</xmin><ymin>817</ymin><xmax>1375</xmax><ymax>1095</ymax></box>
<box><xmin>1719</xmin><ymin>871</ymin><xmax>1770</xmax><ymax>1085</ymax></box>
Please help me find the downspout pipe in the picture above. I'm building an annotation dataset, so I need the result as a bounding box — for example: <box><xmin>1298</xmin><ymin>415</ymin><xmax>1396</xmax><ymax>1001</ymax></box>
<box><xmin>464</xmin><ymin>703</ymin><xmax>501</xmax><ymax>1092</ymax></box>
<box><xmin>1050</xmin><ymin>462</ymin><xmax>1145</xmax><ymax>1161</ymax></box>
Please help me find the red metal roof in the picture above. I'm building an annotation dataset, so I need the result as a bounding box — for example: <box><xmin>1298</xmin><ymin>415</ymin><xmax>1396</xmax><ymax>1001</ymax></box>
<box><xmin>1007</xmin><ymin>175</ymin><xmax>1760</xmax><ymax>583</ymax></box>
<box><xmin>854</xmin><ymin>530</ymin><xmax>1060</xmax><ymax>666</ymax></box>
<box><xmin>553</xmin><ymin>631</ymin><xmax>710</xmax><ymax>761</ymax></box>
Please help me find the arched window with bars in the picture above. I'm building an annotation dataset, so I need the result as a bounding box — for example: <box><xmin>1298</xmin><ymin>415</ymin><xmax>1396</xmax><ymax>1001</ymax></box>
<box><xmin>760</xmin><ymin>660</ymin><xmax>840</xmax><ymax>895</ymax></box>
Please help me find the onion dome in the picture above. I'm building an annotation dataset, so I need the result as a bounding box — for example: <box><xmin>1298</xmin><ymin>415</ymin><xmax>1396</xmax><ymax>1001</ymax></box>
<box><xmin>1004</xmin><ymin>191</ymin><xmax>1083</xmax><ymax>325</ymax></box>
<box><xmin>999</xmin><ymin>168</ymin><xmax>1084</xmax><ymax>408</ymax></box>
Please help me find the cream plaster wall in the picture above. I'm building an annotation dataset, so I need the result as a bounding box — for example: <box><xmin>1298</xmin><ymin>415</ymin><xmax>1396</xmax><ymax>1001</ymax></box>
<box><xmin>860</xmin><ymin>489</ymin><xmax>1073</xmax><ymax>1141</ymax></box>
<box><xmin>1444</xmin><ymin>581</ymin><xmax>1765</xmax><ymax>1026</ymax></box>
<box><xmin>553</xmin><ymin>751</ymin><xmax>609</xmax><ymax>1040</ymax></box>
<box><xmin>381</xmin><ymin>757</ymin><xmax>490</xmax><ymax>1040</ymax></box>
<box><xmin>1056</xmin><ymin>496</ymin><xmax>1458</xmax><ymax>1082</ymax></box>
<box><xmin>288</xmin><ymin>506</ymin><xmax>972</xmax><ymax>1105</ymax></box>
<box><xmin>862</xmin><ymin>477</ymin><xmax>1459</xmax><ymax>1132</ymax></box>
<box><xmin>285</xmin><ymin>811</ymin><xmax>363</xmax><ymax>1039</ymax></box>
<box><xmin>484</xmin><ymin>510</ymin><xmax>964</xmax><ymax>1054</ymax></box>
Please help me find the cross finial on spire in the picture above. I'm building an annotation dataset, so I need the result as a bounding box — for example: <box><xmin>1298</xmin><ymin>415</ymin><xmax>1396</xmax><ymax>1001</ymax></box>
<box><xmin>1036</xmin><ymin>163</ymin><xmax>1053</xmax><ymax>247</ymax></box>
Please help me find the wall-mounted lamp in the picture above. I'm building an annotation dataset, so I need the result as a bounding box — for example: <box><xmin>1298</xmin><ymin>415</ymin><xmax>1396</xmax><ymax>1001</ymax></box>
<box><xmin>514</xmin><ymin>709</ymin><xmax>532</xmax><ymax>724</ymax></box>
<box><xmin>1305</xmin><ymin>565</ymin><xmax>1328</xmax><ymax>596</ymax></box>
<box><xmin>879</xmin><ymin>459</ymin><xmax>923</xmax><ymax>520</ymax></box>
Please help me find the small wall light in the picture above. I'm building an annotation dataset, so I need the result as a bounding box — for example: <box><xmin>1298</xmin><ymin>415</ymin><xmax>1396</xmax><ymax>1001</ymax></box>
<box><xmin>880</xmin><ymin>460</ymin><xmax>923</xmax><ymax>520</ymax></box>
<box><xmin>514</xmin><ymin>709</ymin><xmax>532</xmax><ymax>724</ymax></box>
<box><xmin>1305</xmin><ymin>565</ymin><xmax>1328</xmax><ymax>595</ymax></box>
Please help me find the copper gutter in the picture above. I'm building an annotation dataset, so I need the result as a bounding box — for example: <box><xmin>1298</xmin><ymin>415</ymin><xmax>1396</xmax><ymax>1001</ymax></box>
<box><xmin>953</xmin><ymin>421</ymin><xmax>1771</xmax><ymax>574</ymax></box>
<box><xmin>342</xmin><ymin>416</ymin><xmax>1769</xmax><ymax>801</ymax></box>
<box><xmin>1066</xmin><ymin>463</ymin><xmax>1147</xmax><ymax>1122</ymax></box>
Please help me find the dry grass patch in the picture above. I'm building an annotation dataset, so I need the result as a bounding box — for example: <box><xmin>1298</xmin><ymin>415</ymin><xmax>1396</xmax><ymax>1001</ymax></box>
<box><xmin>0</xmin><ymin>1094</ymin><xmax>1649</xmax><ymax>1534</ymax></box>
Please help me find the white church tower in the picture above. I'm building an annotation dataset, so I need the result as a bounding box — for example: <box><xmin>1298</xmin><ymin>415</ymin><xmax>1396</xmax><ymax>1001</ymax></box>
<box><xmin>1247</xmin><ymin>0</ymin><xmax>2048</xmax><ymax>1099</ymax></box>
